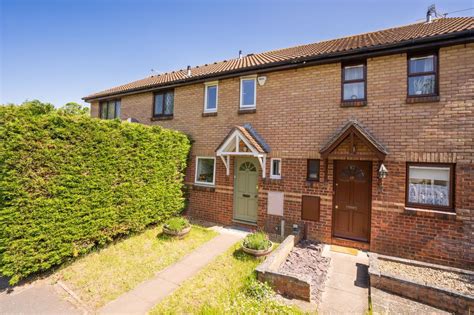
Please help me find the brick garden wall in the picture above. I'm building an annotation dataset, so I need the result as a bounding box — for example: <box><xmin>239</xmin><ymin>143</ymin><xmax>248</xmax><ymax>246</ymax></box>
<box><xmin>90</xmin><ymin>43</ymin><xmax>474</xmax><ymax>269</ymax></box>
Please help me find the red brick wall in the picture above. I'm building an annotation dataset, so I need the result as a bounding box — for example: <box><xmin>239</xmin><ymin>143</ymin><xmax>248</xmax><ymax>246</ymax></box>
<box><xmin>89</xmin><ymin>43</ymin><xmax>474</xmax><ymax>269</ymax></box>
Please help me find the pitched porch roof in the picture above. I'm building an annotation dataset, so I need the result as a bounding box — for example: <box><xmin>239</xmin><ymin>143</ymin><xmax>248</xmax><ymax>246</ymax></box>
<box><xmin>216</xmin><ymin>123</ymin><xmax>270</xmax><ymax>154</ymax></box>
<box><xmin>320</xmin><ymin>120</ymin><xmax>388</xmax><ymax>160</ymax></box>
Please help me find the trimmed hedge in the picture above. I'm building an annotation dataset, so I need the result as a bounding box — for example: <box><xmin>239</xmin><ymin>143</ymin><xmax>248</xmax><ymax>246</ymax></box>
<box><xmin>0</xmin><ymin>102</ymin><xmax>191</xmax><ymax>284</ymax></box>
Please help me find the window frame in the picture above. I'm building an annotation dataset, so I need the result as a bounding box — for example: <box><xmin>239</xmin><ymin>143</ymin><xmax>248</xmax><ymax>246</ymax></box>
<box><xmin>407</xmin><ymin>51</ymin><xmax>439</xmax><ymax>98</ymax></box>
<box><xmin>99</xmin><ymin>99</ymin><xmax>121</xmax><ymax>119</ymax></box>
<box><xmin>405</xmin><ymin>162</ymin><xmax>455</xmax><ymax>212</ymax></box>
<box><xmin>203</xmin><ymin>81</ymin><xmax>219</xmax><ymax>113</ymax></box>
<box><xmin>306</xmin><ymin>159</ymin><xmax>320</xmax><ymax>182</ymax></box>
<box><xmin>341</xmin><ymin>61</ymin><xmax>367</xmax><ymax>103</ymax></box>
<box><xmin>239</xmin><ymin>75</ymin><xmax>257</xmax><ymax>109</ymax></box>
<box><xmin>194</xmin><ymin>156</ymin><xmax>216</xmax><ymax>186</ymax></box>
<box><xmin>153</xmin><ymin>89</ymin><xmax>174</xmax><ymax>117</ymax></box>
<box><xmin>270</xmin><ymin>158</ymin><xmax>282</xmax><ymax>179</ymax></box>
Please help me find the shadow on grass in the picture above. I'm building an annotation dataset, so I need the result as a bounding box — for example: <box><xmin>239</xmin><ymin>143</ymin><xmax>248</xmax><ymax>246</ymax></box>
<box><xmin>232</xmin><ymin>248</ymin><xmax>265</xmax><ymax>262</ymax></box>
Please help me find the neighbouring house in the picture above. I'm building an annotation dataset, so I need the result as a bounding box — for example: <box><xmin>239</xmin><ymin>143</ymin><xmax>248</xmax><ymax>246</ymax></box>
<box><xmin>83</xmin><ymin>17</ymin><xmax>474</xmax><ymax>269</ymax></box>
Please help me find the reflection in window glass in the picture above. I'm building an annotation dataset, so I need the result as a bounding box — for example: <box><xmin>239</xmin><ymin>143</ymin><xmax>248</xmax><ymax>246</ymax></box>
<box><xmin>196</xmin><ymin>158</ymin><xmax>215</xmax><ymax>185</ymax></box>
<box><xmin>241</xmin><ymin>79</ymin><xmax>255</xmax><ymax>107</ymax></box>
<box><xmin>206</xmin><ymin>85</ymin><xmax>217</xmax><ymax>110</ymax></box>
<box><xmin>409</xmin><ymin>56</ymin><xmax>434</xmax><ymax>73</ymax></box>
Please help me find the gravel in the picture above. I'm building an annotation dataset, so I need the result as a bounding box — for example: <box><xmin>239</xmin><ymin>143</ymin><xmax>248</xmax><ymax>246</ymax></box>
<box><xmin>278</xmin><ymin>240</ymin><xmax>330</xmax><ymax>302</ymax></box>
<box><xmin>378</xmin><ymin>259</ymin><xmax>474</xmax><ymax>296</ymax></box>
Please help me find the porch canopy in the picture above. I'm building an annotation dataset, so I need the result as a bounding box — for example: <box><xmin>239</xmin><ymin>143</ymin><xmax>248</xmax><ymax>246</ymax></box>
<box><xmin>320</xmin><ymin>119</ymin><xmax>388</xmax><ymax>160</ymax></box>
<box><xmin>216</xmin><ymin>123</ymin><xmax>270</xmax><ymax>178</ymax></box>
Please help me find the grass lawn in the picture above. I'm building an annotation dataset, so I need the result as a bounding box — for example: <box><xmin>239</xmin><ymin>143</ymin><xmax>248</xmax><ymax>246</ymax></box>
<box><xmin>55</xmin><ymin>224</ymin><xmax>217</xmax><ymax>308</ymax></box>
<box><xmin>150</xmin><ymin>243</ymin><xmax>305</xmax><ymax>315</ymax></box>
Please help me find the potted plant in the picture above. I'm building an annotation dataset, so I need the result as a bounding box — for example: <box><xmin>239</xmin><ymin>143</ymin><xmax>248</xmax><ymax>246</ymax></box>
<box><xmin>162</xmin><ymin>217</ymin><xmax>191</xmax><ymax>238</ymax></box>
<box><xmin>242</xmin><ymin>231</ymin><xmax>273</xmax><ymax>257</ymax></box>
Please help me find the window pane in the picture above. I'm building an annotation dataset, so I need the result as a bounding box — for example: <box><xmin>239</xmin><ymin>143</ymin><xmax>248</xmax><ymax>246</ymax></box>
<box><xmin>409</xmin><ymin>56</ymin><xmax>434</xmax><ymax>73</ymax></box>
<box><xmin>206</xmin><ymin>85</ymin><xmax>217</xmax><ymax>110</ymax></box>
<box><xmin>115</xmin><ymin>101</ymin><xmax>121</xmax><ymax>119</ymax></box>
<box><xmin>100</xmin><ymin>102</ymin><xmax>108</xmax><ymax>118</ymax></box>
<box><xmin>308</xmin><ymin>160</ymin><xmax>320</xmax><ymax>180</ymax></box>
<box><xmin>241</xmin><ymin>79</ymin><xmax>255</xmax><ymax>106</ymax></box>
<box><xmin>196</xmin><ymin>158</ymin><xmax>214</xmax><ymax>184</ymax></box>
<box><xmin>164</xmin><ymin>92</ymin><xmax>174</xmax><ymax>115</ymax></box>
<box><xmin>272</xmin><ymin>160</ymin><xmax>280</xmax><ymax>176</ymax></box>
<box><xmin>154</xmin><ymin>94</ymin><xmax>163</xmax><ymax>115</ymax></box>
<box><xmin>408</xmin><ymin>75</ymin><xmax>435</xmax><ymax>95</ymax></box>
<box><xmin>344</xmin><ymin>65</ymin><xmax>364</xmax><ymax>81</ymax></box>
<box><xmin>107</xmin><ymin>101</ymin><xmax>115</xmax><ymax>119</ymax></box>
<box><xmin>408</xmin><ymin>166</ymin><xmax>450</xmax><ymax>206</ymax></box>
<box><xmin>343</xmin><ymin>82</ymin><xmax>365</xmax><ymax>100</ymax></box>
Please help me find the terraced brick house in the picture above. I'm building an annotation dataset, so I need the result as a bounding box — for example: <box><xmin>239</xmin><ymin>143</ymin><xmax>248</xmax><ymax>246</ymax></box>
<box><xmin>84</xmin><ymin>17</ymin><xmax>474</xmax><ymax>269</ymax></box>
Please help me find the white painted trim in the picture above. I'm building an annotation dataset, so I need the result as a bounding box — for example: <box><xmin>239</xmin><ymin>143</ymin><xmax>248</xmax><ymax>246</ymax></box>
<box><xmin>239</xmin><ymin>76</ymin><xmax>257</xmax><ymax>109</ymax></box>
<box><xmin>270</xmin><ymin>158</ymin><xmax>282</xmax><ymax>179</ymax></box>
<box><xmin>203</xmin><ymin>81</ymin><xmax>218</xmax><ymax>113</ymax></box>
<box><xmin>194</xmin><ymin>156</ymin><xmax>216</xmax><ymax>186</ymax></box>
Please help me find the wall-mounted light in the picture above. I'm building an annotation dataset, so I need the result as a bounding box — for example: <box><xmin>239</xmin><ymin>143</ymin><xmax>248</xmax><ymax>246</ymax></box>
<box><xmin>378</xmin><ymin>163</ymin><xmax>388</xmax><ymax>179</ymax></box>
<box><xmin>257</xmin><ymin>76</ymin><xmax>267</xmax><ymax>86</ymax></box>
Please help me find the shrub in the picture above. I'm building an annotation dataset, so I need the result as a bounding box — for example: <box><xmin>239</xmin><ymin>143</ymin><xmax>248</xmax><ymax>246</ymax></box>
<box><xmin>0</xmin><ymin>101</ymin><xmax>191</xmax><ymax>284</ymax></box>
<box><xmin>164</xmin><ymin>217</ymin><xmax>190</xmax><ymax>232</ymax></box>
<box><xmin>243</xmin><ymin>232</ymin><xmax>271</xmax><ymax>250</ymax></box>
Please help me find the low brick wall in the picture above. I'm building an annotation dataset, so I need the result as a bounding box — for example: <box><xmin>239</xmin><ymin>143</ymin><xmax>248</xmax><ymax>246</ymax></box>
<box><xmin>255</xmin><ymin>233</ymin><xmax>312</xmax><ymax>301</ymax></box>
<box><xmin>369</xmin><ymin>253</ymin><xmax>474</xmax><ymax>314</ymax></box>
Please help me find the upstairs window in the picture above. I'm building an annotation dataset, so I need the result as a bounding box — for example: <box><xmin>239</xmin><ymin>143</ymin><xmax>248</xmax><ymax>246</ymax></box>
<box><xmin>204</xmin><ymin>82</ymin><xmax>218</xmax><ymax>112</ymax></box>
<box><xmin>307</xmin><ymin>159</ymin><xmax>320</xmax><ymax>181</ymax></box>
<box><xmin>154</xmin><ymin>90</ymin><xmax>174</xmax><ymax>117</ymax></box>
<box><xmin>270</xmin><ymin>158</ymin><xmax>281</xmax><ymax>179</ymax></box>
<box><xmin>342</xmin><ymin>63</ymin><xmax>366</xmax><ymax>102</ymax></box>
<box><xmin>408</xmin><ymin>53</ymin><xmax>438</xmax><ymax>97</ymax></box>
<box><xmin>406</xmin><ymin>163</ymin><xmax>454</xmax><ymax>211</ymax></box>
<box><xmin>100</xmin><ymin>100</ymin><xmax>121</xmax><ymax>119</ymax></box>
<box><xmin>240</xmin><ymin>77</ymin><xmax>257</xmax><ymax>108</ymax></box>
<box><xmin>195</xmin><ymin>157</ymin><xmax>216</xmax><ymax>186</ymax></box>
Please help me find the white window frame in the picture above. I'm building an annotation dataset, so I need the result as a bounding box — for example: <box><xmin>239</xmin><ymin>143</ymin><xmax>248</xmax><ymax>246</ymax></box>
<box><xmin>270</xmin><ymin>158</ymin><xmax>281</xmax><ymax>179</ymax></box>
<box><xmin>240</xmin><ymin>75</ymin><xmax>257</xmax><ymax>109</ymax></box>
<box><xmin>195</xmin><ymin>156</ymin><xmax>216</xmax><ymax>186</ymax></box>
<box><xmin>204</xmin><ymin>81</ymin><xmax>218</xmax><ymax>113</ymax></box>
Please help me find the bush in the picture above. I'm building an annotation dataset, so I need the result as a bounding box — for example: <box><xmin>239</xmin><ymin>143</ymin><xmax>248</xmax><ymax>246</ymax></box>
<box><xmin>0</xmin><ymin>101</ymin><xmax>191</xmax><ymax>284</ymax></box>
<box><xmin>243</xmin><ymin>232</ymin><xmax>271</xmax><ymax>250</ymax></box>
<box><xmin>244</xmin><ymin>277</ymin><xmax>273</xmax><ymax>301</ymax></box>
<box><xmin>164</xmin><ymin>217</ymin><xmax>190</xmax><ymax>232</ymax></box>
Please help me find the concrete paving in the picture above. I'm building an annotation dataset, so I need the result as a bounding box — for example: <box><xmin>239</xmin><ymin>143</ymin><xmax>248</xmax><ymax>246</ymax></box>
<box><xmin>318</xmin><ymin>247</ymin><xmax>369</xmax><ymax>315</ymax></box>
<box><xmin>0</xmin><ymin>281</ymin><xmax>83</xmax><ymax>315</ymax></box>
<box><xmin>99</xmin><ymin>229</ymin><xmax>245</xmax><ymax>315</ymax></box>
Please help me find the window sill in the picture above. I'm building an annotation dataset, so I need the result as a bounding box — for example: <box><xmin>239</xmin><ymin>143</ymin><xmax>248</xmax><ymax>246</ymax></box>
<box><xmin>406</xmin><ymin>96</ymin><xmax>440</xmax><ymax>104</ymax></box>
<box><xmin>238</xmin><ymin>108</ymin><xmax>256</xmax><ymax>115</ymax></box>
<box><xmin>192</xmin><ymin>184</ymin><xmax>215</xmax><ymax>192</ymax></box>
<box><xmin>202</xmin><ymin>112</ymin><xmax>217</xmax><ymax>117</ymax></box>
<box><xmin>404</xmin><ymin>207</ymin><xmax>456</xmax><ymax>220</ymax></box>
<box><xmin>305</xmin><ymin>180</ymin><xmax>320</xmax><ymax>187</ymax></box>
<box><xmin>340</xmin><ymin>100</ymin><xmax>367</xmax><ymax>107</ymax></box>
<box><xmin>151</xmin><ymin>115</ymin><xmax>173</xmax><ymax>121</ymax></box>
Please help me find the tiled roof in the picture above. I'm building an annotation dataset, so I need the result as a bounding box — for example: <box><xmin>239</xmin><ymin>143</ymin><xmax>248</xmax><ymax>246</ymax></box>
<box><xmin>84</xmin><ymin>17</ymin><xmax>474</xmax><ymax>101</ymax></box>
<box><xmin>320</xmin><ymin>119</ymin><xmax>388</xmax><ymax>159</ymax></box>
<box><xmin>217</xmin><ymin>124</ymin><xmax>270</xmax><ymax>154</ymax></box>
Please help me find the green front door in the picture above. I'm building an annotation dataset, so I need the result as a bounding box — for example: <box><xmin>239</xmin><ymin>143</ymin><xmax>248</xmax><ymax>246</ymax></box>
<box><xmin>233</xmin><ymin>158</ymin><xmax>259</xmax><ymax>223</ymax></box>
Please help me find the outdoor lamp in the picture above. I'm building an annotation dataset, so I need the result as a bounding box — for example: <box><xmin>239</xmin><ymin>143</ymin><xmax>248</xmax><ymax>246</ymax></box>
<box><xmin>378</xmin><ymin>163</ymin><xmax>388</xmax><ymax>179</ymax></box>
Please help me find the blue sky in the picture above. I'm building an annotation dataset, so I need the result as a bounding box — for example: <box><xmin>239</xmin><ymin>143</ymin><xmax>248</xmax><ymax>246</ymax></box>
<box><xmin>1</xmin><ymin>0</ymin><xmax>472</xmax><ymax>107</ymax></box>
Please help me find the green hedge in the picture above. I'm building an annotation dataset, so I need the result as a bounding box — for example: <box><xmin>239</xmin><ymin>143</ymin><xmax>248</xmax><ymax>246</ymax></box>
<box><xmin>0</xmin><ymin>101</ymin><xmax>191</xmax><ymax>284</ymax></box>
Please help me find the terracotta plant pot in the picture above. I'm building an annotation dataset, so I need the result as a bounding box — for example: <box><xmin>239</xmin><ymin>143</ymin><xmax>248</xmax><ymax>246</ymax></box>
<box><xmin>242</xmin><ymin>241</ymin><xmax>273</xmax><ymax>257</ymax></box>
<box><xmin>162</xmin><ymin>225</ymin><xmax>191</xmax><ymax>239</ymax></box>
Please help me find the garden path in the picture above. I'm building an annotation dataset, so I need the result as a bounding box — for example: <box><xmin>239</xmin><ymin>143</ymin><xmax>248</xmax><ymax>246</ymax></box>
<box><xmin>99</xmin><ymin>226</ymin><xmax>247</xmax><ymax>315</ymax></box>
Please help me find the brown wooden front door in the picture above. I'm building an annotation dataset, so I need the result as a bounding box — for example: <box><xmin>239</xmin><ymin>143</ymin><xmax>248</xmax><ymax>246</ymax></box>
<box><xmin>333</xmin><ymin>160</ymin><xmax>372</xmax><ymax>242</ymax></box>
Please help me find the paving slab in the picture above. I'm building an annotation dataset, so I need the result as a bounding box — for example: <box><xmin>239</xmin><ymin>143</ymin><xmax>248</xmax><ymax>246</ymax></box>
<box><xmin>319</xmin><ymin>246</ymin><xmax>369</xmax><ymax>315</ymax></box>
<box><xmin>99</xmin><ymin>230</ymin><xmax>244</xmax><ymax>315</ymax></box>
<box><xmin>0</xmin><ymin>283</ymin><xmax>82</xmax><ymax>315</ymax></box>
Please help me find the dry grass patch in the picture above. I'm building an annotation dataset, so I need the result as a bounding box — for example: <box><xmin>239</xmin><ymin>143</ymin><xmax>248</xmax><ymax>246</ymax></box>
<box><xmin>151</xmin><ymin>243</ymin><xmax>305</xmax><ymax>314</ymax></box>
<box><xmin>55</xmin><ymin>225</ymin><xmax>217</xmax><ymax>308</ymax></box>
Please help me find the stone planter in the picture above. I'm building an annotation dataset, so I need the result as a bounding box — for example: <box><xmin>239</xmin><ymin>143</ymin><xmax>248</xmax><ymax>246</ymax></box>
<box><xmin>242</xmin><ymin>241</ymin><xmax>273</xmax><ymax>257</ymax></box>
<box><xmin>162</xmin><ymin>225</ymin><xmax>191</xmax><ymax>238</ymax></box>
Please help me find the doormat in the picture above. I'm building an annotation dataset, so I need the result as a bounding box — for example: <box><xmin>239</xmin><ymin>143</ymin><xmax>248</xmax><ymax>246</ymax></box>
<box><xmin>330</xmin><ymin>245</ymin><xmax>358</xmax><ymax>256</ymax></box>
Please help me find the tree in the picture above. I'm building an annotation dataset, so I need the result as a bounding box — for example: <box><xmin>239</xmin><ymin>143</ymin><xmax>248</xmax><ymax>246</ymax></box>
<box><xmin>59</xmin><ymin>102</ymin><xmax>89</xmax><ymax>115</ymax></box>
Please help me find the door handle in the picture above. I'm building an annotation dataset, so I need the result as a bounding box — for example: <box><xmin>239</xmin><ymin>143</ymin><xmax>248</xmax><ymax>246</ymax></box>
<box><xmin>242</xmin><ymin>194</ymin><xmax>250</xmax><ymax>198</ymax></box>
